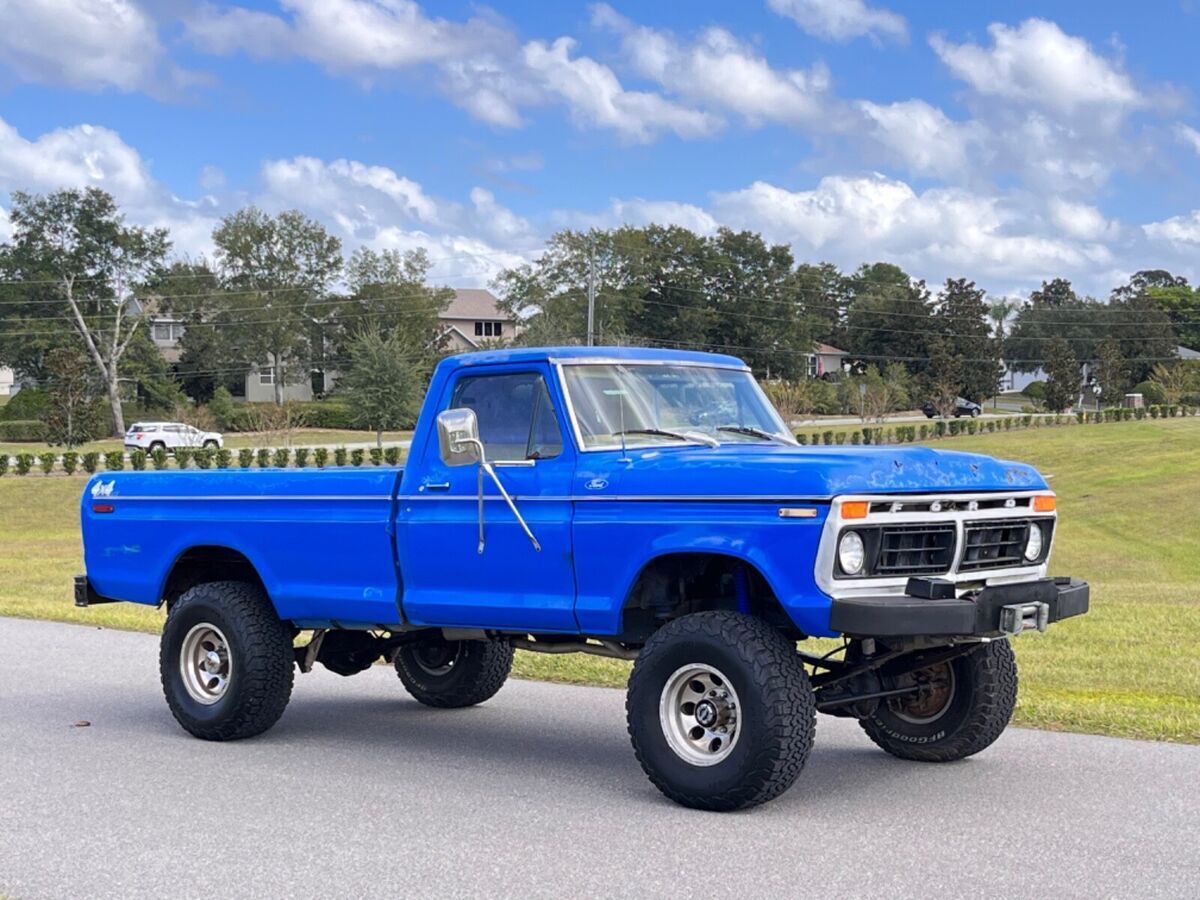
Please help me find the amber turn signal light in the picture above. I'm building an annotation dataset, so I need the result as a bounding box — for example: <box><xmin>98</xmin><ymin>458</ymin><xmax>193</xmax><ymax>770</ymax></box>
<box><xmin>1033</xmin><ymin>495</ymin><xmax>1056</xmax><ymax>513</ymax></box>
<box><xmin>841</xmin><ymin>501</ymin><xmax>869</xmax><ymax>520</ymax></box>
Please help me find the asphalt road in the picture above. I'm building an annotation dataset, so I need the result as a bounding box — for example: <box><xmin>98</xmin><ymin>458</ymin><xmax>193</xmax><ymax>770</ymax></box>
<box><xmin>2</xmin><ymin>618</ymin><xmax>1197</xmax><ymax>900</ymax></box>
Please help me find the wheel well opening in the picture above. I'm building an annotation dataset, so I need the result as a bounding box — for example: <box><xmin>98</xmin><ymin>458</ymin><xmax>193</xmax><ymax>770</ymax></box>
<box><xmin>162</xmin><ymin>546</ymin><xmax>265</xmax><ymax>608</ymax></box>
<box><xmin>620</xmin><ymin>553</ymin><xmax>798</xmax><ymax>642</ymax></box>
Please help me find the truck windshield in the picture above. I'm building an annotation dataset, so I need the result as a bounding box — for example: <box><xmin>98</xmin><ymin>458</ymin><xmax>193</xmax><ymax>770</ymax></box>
<box><xmin>561</xmin><ymin>363</ymin><xmax>795</xmax><ymax>450</ymax></box>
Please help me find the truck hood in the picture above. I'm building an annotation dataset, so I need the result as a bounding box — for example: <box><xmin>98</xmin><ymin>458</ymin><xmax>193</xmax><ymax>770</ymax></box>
<box><xmin>581</xmin><ymin>443</ymin><xmax>1047</xmax><ymax>498</ymax></box>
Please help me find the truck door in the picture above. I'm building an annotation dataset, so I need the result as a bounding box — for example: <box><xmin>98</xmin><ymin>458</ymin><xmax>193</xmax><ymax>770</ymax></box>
<box><xmin>398</xmin><ymin>365</ymin><xmax>579</xmax><ymax>632</ymax></box>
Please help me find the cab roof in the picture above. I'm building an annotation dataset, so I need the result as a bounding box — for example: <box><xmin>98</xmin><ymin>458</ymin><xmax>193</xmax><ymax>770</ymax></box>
<box><xmin>441</xmin><ymin>345</ymin><xmax>749</xmax><ymax>371</ymax></box>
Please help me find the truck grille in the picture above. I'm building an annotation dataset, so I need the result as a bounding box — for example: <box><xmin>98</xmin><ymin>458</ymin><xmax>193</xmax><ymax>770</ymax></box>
<box><xmin>874</xmin><ymin>524</ymin><xmax>957</xmax><ymax>576</ymax></box>
<box><xmin>959</xmin><ymin>520</ymin><xmax>1031</xmax><ymax>571</ymax></box>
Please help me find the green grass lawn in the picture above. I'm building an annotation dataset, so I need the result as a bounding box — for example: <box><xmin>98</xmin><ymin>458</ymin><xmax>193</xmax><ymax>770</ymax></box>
<box><xmin>0</xmin><ymin>428</ymin><xmax>412</xmax><ymax>457</ymax></box>
<box><xmin>1</xmin><ymin>418</ymin><xmax>1196</xmax><ymax>743</ymax></box>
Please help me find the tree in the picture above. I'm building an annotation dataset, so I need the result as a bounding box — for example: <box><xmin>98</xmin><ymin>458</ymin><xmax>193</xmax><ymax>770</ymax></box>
<box><xmin>1107</xmin><ymin>274</ymin><xmax>1179</xmax><ymax>384</ymax></box>
<box><xmin>933</xmin><ymin>278</ymin><xmax>1001</xmax><ymax>402</ymax></box>
<box><xmin>2</xmin><ymin>189</ymin><xmax>169</xmax><ymax>435</ymax></box>
<box><xmin>43</xmin><ymin>345</ymin><xmax>102</xmax><ymax>447</ymax></box>
<box><xmin>339</xmin><ymin>330</ymin><xmax>421</xmax><ymax>446</ymax></box>
<box><xmin>336</xmin><ymin>247</ymin><xmax>454</xmax><ymax>368</ymax></box>
<box><xmin>211</xmin><ymin>208</ymin><xmax>342</xmax><ymax>404</ymax></box>
<box><xmin>1043</xmin><ymin>337</ymin><xmax>1080</xmax><ymax>412</ymax></box>
<box><xmin>1146</xmin><ymin>283</ymin><xmax>1200</xmax><ymax>352</ymax></box>
<box><xmin>1093</xmin><ymin>337</ymin><xmax>1127</xmax><ymax>406</ymax></box>
<box><xmin>842</xmin><ymin>263</ymin><xmax>933</xmax><ymax>376</ymax></box>
<box><xmin>153</xmin><ymin>260</ymin><xmax>240</xmax><ymax>403</ymax></box>
<box><xmin>924</xmin><ymin>333</ymin><xmax>964</xmax><ymax>417</ymax></box>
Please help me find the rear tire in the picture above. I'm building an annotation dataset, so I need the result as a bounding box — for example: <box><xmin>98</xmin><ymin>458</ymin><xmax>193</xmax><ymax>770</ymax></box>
<box><xmin>203</xmin><ymin>440</ymin><xmax>219</xmax><ymax>449</ymax></box>
<box><xmin>149</xmin><ymin>442</ymin><xmax>165</xmax><ymax>453</ymax></box>
<box><xmin>394</xmin><ymin>634</ymin><xmax>513</xmax><ymax>708</ymax></box>
<box><xmin>860</xmin><ymin>640</ymin><xmax>1017</xmax><ymax>762</ymax></box>
<box><xmin>160</xmin><ymin>581</ymin><xmax>294</xmax><ymax>741</ymax></box>
<box><xmin>627</xmin><ymin>612</ymin><xmax>816</xmax><ymax>811</ymax></box>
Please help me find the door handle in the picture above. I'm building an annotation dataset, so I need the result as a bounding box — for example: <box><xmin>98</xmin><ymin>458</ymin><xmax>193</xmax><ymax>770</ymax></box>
<box><xmin>423</xmin><ymin>481</ymin><xmax>451</xmax><ymax>492</ymax></box>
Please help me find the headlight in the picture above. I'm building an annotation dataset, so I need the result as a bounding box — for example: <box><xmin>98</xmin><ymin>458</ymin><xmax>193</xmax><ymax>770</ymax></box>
<box><xmin>838</xmin><ymin>531</ymin><xmax>866</xmax><ymax>575</ymax></box>
<box><xmin>1024</xmin><ymin>523</ymin><xmax>1044</xmax><ymax>561</ymax></box>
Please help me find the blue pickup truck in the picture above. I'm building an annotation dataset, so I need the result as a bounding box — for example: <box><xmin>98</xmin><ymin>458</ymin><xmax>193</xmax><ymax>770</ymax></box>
<box><xmin>78</xmin><ymin>347</ymin><xmax>1088</xmax><ymax>810</ymax></box>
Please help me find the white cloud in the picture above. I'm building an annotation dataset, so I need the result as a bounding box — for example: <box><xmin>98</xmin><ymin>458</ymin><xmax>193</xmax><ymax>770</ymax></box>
<box><xmin>1048</xmin><ymin>198</ymin><xmax>1118</xmax><ymax>242</ymax></box>
<box><xmin>0</xmin><ymin>0</ymin><xmax>197</xmax><ymax>95</ymax></box>
<box><xmin>186</xmin><ymin>0</ymin><xmax>502</xmax><ymax>69</ymax></box>
<box><xmin>767</xmin><ymin>0</ymin><xmax>907</xmax><ymax>43</ymax></box>
<box><xmin>1175</xmin><ymin>123</ymin><xmax>1200</xmax><ymax>156</ymax></box>
<box><xmin>1143</xmin><ymin>210</ymin><xmax>1200</xmax><ymax>246</ymax></box>
<box><xmin>596</xmin><ymin>7</ymin><xmax>830</xmax><ymax>128</ymax></box>
<box><xmin>857</xmin><ymin>99</ymin><xmax>979</xmax><ymax>176</ymax></box>
<box><xmin>0</xmin><ymin>204</ymin><xmax>10</xmax><ymax>242</ymax></box>
<box><xmin>521</xmin><ymin>38</ymin><xmax>719</xmax><ymax>141</ymax></box>
<box><xmin>710</xmin><ymin>173</ymin><xmax>1114</xmax><ymax>286</ymax></box>
<box><xmin>930</xmin><ymin>19</ymin><xmax>1143</xmax><ymax>117</ymax></box>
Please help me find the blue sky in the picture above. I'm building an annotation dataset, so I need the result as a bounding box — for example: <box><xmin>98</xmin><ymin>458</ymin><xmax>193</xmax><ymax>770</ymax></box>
<box><xmin>2</xmin><ymin>0</ymin><xmax>1200</xmax><ymax>296</ymax></box>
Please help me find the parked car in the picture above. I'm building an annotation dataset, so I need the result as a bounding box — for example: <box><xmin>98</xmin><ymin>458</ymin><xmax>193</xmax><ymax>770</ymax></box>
<box><xmin>124</xmin><ymin>422</ymin><xmax>223</xmax><ymax>453</ymax></box>
<box><xmin>80</xmin><ymin>347</ymin><xmax>1087</xmax><ymax>812</ymax></box>
<box><xmin>922</xmin><ymin>397</ymin><xmax>982</xmax><ymax>418</ymax></box>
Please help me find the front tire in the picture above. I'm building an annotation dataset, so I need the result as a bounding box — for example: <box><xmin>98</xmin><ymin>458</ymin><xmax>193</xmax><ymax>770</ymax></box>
<box><xmin>860</xmin><ymin>640</ymin><xmax>1017</xmax><ymax>761</ymax></box>
<box><xmin>627</xmin><ymin>612</ymin><xmax>816</xmax><ymax>811</ymax></box>
<box><xmin>393</xmin><ymin>634</ymin><xmax>513</xmax><ymax>708</ymax></box>
<box><xmin>160</xmin><ymin>581</ymin><xmax>295</xmax><ymax>741</ymax></box>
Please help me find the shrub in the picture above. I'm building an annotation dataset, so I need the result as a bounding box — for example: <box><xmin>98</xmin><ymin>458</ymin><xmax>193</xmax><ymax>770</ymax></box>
<box><xmin>129</xmin><ymin>449</ymin><xmax>147</xmax><ymax>471</ymax></box>
<box><xmin>314</xmin><ymin>447</ymin><xmax>329</xmax><ymax>468</ymax></box>
<box><xmin>369</xmin><ymin>447</ymin><xmax>384</xmax><ymax>464</ymax></box>
<box><xmin>850</xmin><ymin>431</ymin><xmax>861</xmax><ymax>444</ymax></box>
<box><xmin>948</xmin><ymin>421</ymin><xmax>960</xmax><ymax>436</ymax></box>
<box><xmin>1003</xmin><ymin>417</ymin><xmax>1012</xmax><ymax>431</ymax></box>
<box><xmin>919</xmin><ymin>424</ymin><xmax>929</xmax><ymax>440</ymax></box>
<box><xmin>238</xmin><ymin>448</ymin><xmax>255</xmax><ymax>468</ymax></box>
<box><xmin>104</xmin><ymin>451</ymin><xmax>124</xmax><ymax>471</ymax></box>
<box><xmin>967</xmin><ymin>421</ymin><xmax>977</xmax><ymax>435</ymax></box>
<box><xmin>1022</xmin><ymin>381</ymin><xmax>1047</xmax><ymax>402</ymax></box>
<box><xmin>15</xmin><ymin>453</ymin><xmax>34</xmax><ymax>475</ymax></box>
<box><xmin>1168</xmin><ymin>404</ymin><xmax>1179</xmax><ymax>418</ymax></box>
<box><xmin>82</xmin><ymin>452</ymin><xmax>99</xmax><ymax>474</ymax></box>
<box><xmin>1023</xmin><ymin>415</ymin><xmax>1033</xmax><ymax>428</ymax></box>
<box><xmin>175</xmin><ymin>448</ymin><xmax>193</xmax><ymax>469</ymax></box>
<box><xmin>861</xmin><ymin>427</ymin><xmax>872</xmax><ymax>445</ymax></box>
<box><xmin>384</xmin><ymin>446</ymin><xmax>402</xmax><ymax>466</ymax></box>
<box><xmin>0</xmin><ymin>419</ymin><xmax>48</xmax><ymax>442</ymax></box>
<box><xmin>215</xmin><ymin>448</ymin><xmax>233</xmax><ymax>469</ymax></box>
<box><xmin>38</xmin><ymin>452</ymin><xmax>56</xmax><ymax>475</ymax></box>
<box><xmin>273</xmin><ymin>448</ymin><xmax>291</xmax><ymax>468</ymax></box>
<box><xmin>152</xmin><ymin>448</ymin><xmax>169</xmax><ymax>470</ymax></box>
<box><xmin>810</xmin><ymin>433</ymin><xmax>819</xmax><ymax>446</ymax></box>
<box><xmin>0</xmin><ymin>388</ymin><xmax>49</xmax><ymax>422</ymax></box>
<box><xmin>256</xmin><ymin>448</ymin><xmax>271</xmax><ymax>468</ymax></box>
<box><xmin>0</xmin><ymin>454</ymin><xmax>7</xmax><ymax>476</ymax></box>
<box><xmin>350</xmin><ymin>448</ymin><xmax>365</xmax><ymax>466</ymax></box>
<box><xmin>1132</xmin><ymin>381</ymin><xmax>1166</xmax><ymax>406</ymax></box>
<box><xmin>208</xmin><ymin>386</ymin><xmax>238</xmax><ymax>431</ymax></box>
<box><xmin>335</xmin><ymin>448</ymin><xmax>348</xmax><ymax>467</ymax></box>
<box><xmin>935</xmin><ymin>421</ymin><xmax>946</xmax><ymax>437</ymax></box>
<box><xmin>834</xmin><ymin>432</ymin><xmax>845</xmax><ymax>445</ymax></box>
<box><xmin>293</xmin><ymin>448</ymin><xmax>309</xmax><ymax>468</ymax></box>
<box><xmin>61</xmin><ymin>451</ymin><xmax>78</xmax><ymax>475</ymax></box>
<box><xmin>1149</xmin><ymin>405</ymin><xmax>1160</xmax><ymax>419</ymax></box>
<box><xmin>795</xmin><ymin>432</ymin><xmax>807</xmax><ymax>445</ymax></box>
<box><xmin>194</xmin><ymin>448</ymin><xmax>214</xmax><ymax>469</ymax></box>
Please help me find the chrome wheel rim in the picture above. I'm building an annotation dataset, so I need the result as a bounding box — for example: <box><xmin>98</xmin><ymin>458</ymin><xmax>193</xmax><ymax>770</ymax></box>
<box><xmin>180</xmin><ymin>623</ymin><xmax>232</xmax><ymax>705</ymax></box>
<box><xmin>659</xmin><ymin>664</ymin><xmax>741</xmax><ymax>767</ymax></box>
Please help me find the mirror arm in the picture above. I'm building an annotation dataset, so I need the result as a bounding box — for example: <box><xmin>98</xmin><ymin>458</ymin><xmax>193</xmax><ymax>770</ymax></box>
<box><xmin>454</xmin><ymin>436</ymin><xmax>541</xmax><ymax>554</ymax></box>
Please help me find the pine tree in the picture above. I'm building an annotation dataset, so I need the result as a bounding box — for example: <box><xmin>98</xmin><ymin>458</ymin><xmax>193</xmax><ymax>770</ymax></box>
<box><xmin>1044</xmin><ymin>336</ymin><xmax>1080</xmax><ymax>412</ymax></box>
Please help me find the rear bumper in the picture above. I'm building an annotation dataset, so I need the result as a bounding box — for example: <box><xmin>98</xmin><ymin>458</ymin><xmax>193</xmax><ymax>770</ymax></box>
<box><xmin>828</xmin><ymin>576</ymin><xmax>1089</xmax><ymax>638</ymax></box>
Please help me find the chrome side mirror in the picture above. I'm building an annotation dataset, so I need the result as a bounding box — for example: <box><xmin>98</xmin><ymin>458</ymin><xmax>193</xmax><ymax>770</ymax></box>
<box><xmin>435</xmin><ymin>406</ymin><xmax>541</xmax><ymax>555</ymax></box>
<box><xmin>437</xmin><ymin>408</ymin><xmax>483</xmax><ymax>467</ymax></box>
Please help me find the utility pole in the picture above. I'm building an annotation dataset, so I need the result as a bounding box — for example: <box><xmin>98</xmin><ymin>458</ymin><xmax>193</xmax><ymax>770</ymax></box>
<box><xmin>586</xmin><ymin>239</ymin><xmax>596</xmax><ymax>347</ymax></box>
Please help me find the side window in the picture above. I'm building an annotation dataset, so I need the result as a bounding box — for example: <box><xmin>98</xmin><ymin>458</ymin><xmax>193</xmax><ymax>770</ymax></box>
<box><xmin>450</xmin><ymin>372</ymin><xmax>564</xmax><ymax>462</ymax></box>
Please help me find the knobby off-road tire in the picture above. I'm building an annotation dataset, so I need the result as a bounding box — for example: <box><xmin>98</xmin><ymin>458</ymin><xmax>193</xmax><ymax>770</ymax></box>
<box><xmin>860</xmin><ymin>639</ymin><xmax>1017</xmax><ymax>762</ymax></box>
<box><xmin>627</xmin><ymin>612</ymin><xmax>817</xmax><ymax>812</ymax></box>
<box><xmin>160</xmin><ymin>581</ymin><xmax>295</xmax><ymax>741</ymax></box>
<box><xmin>394</xmin><ymin>634</ymin><xmax>514</xmax><ymax>708</ymax></box>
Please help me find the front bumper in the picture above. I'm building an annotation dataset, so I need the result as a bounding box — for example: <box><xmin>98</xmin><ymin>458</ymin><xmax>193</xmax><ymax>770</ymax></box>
<box><xmin>828</xmin><ymin>576</ymin><xmax>1089</xmax><ymax>638</ymax></box>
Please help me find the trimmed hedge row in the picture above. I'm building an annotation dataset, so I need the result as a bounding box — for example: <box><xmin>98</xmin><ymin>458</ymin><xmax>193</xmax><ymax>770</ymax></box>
<box><xmin>0</xmin><ymin>444</ymin><xmax>408</xmax><ymax>475</ymax></box>
<box><xmin>0</xmin><ymin>419</ymin><xmax>48</xmax><ymax>442</ymax></box>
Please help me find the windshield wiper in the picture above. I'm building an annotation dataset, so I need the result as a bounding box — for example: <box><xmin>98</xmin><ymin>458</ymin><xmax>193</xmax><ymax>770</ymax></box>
<box><xmin>716</xmin><ymin>425</ymin><xmax>793</xmax><ymax>445</ymax></box>
<box><xmin>615</xmin><ymin>428</ymin><xmax>719</xmax><ymax>448</ymax></box>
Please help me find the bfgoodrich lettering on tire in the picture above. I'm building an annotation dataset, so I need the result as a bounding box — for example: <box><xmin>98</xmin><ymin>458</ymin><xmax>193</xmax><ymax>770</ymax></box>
<box><xmin>860</xmin><ymin>639</ymin><xmax>1017</xmax><ymax>761</ymax></box>
<box><xmin>626</xmin><ymin>611</ymin><xmax>816</xmax><ymax>811</ymax></box>
<box><xmin>160</xmin><ymin>581</ymin><xmax>295</xmax><ymax>741</ymax></box>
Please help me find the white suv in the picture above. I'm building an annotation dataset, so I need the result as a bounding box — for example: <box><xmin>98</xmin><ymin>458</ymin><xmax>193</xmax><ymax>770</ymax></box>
<box><xmin>124</xmin><ymin>422</ymin><xmax>224</xmax><ymax>453</ymax></box>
